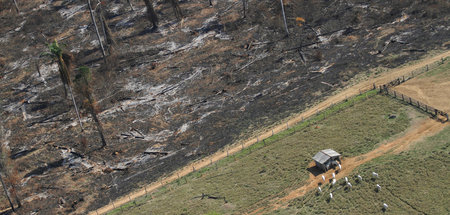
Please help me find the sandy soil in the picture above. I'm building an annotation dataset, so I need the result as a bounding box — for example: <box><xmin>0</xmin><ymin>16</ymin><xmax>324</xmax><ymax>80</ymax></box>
<box><xmin>395</xmin><ymin>70</ymin><xmax>450</xmax><ymax>113</ymax></box>
<box><xmin>249</xmin><ymin>118</ymin><xmax>447</xmax><ymax>215</ymax></box>
<box><xmin>89</xmin><ymin>51</ymin><xmax>450</xmax><ymax>215</ymax></box>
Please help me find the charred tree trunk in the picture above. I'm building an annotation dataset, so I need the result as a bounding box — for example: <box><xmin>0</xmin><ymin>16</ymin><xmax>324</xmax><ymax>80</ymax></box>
<box><xmin>242</xmin><ymin>0</ymin><xmax>246</xmax><ymax>18</ymax></box>
<box><xmin>88</xmin><ymin>0</ymin><xmax>107</xmax><ymax>62</ymax></box>
<box><xmin>126</xmin><ymin>0</ymin><xmax>135</xmax><ymax>11</ymax></box>
<box><xmin>280</xmin><ymin>0</ymin><xmax>289</xmax><ymax>36</ymax></box>
<box><xmin>68</xmin><ymin>86</ymin><xmax>84</xmax><ymax>131</ymax></box>
<box><xmin>97</xmin><ymin>3</ymin><xmax>116</xmax><ymax>55</ymax></box>
<box><xmin>12</xmin><ymin>0</ymin><xmax>20</xmax><ymax>13</ymax></box>
<box><xmin>169</xmin><ymin>0</ymin><xmax>183</xmax><ymax>20</ymax></box>
<box><xmin>10</xmin><ymin>184</ymin><xmax>21</xmax><ymax>208</ymax></box>
<box><xmin>143</xmin><ymin>0</ymin><xmax>158</xmax><ymax>29</ymax></box>
<box><xmin>0</xmin><ymin>174</ymin><xmax>14</xmax><ymax>212</ymax></box>
<box><xmin>87</xmin><ymin>96</ymin><xmax>107</xmax><ymax>148</ymax></box>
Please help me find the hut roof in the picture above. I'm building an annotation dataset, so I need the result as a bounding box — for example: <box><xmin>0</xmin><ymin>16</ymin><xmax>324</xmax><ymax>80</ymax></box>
<box><xmin>312</xmin><ymin>149</ymin><xmax>341</xmax><ymax>164</ymax></box>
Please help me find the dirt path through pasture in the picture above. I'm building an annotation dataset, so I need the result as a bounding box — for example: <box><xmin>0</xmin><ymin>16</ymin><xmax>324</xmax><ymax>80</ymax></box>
<box><xmin>249</xmin><ymin>118</ymin><xmax>447</xmax><ymax>215</ymax></box>
<box><xmin>89</xmin><ymin>51</ymin><xmax>450</xmax><ymax>215</ymax></box>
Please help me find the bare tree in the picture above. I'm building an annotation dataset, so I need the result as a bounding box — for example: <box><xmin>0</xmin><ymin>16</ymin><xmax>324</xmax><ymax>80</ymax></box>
<box><xmin>242</xmin><ymin>0</ymin><xmax>246</xmax><ymax>18</ymax></box>
<box><xmin>75</xmin><ymin>67</ymin><xmax>107</xmax><ymax>148</ymax></box>
<box><xmin>126</xmin><ymin>0</ymin><xmax>135</xmax><ymax>11</ymax></box>
<box><xmin>169</xmin><ymin>0</ymin><xmax>183</xmax><ymax>20</ymax></box>
<box><xmin>0</xmin><ymin>146</ymin><xmax>20</xmax><ymax>212</ymax></box>
<box><xmin>143</xmin><ymin>0</ymin><xmax>158</xmax><ymax>29</ymax></box>
<box><xmin>280</xmin><ymin>0</ymin><xmax>289</xmax><ymax>36</ymax></box>
<box><xmin>88</xmin><ymin>0</ymin><xmax>107</xmax><ymax>63</ymax></box>
<box><xmin>12</xmin><ymin>0</ymin><xmax>20</xmax><ymax>13</ymax></box>
<box><xmin>97</xmin><ymin>1</ymin><xmax>117</xmax><ymax>55</ymax></box>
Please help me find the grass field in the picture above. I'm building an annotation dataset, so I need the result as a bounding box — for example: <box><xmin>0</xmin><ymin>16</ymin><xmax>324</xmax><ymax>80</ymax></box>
<box><xmin>108</xmin><ymin>93</ymin><xmax>417</xmax><ymax>215</ymax></box>
<box><xmin>274</xmin><ymin>125</ymin><xmax>450</xmax><ymax>215</ymax></box>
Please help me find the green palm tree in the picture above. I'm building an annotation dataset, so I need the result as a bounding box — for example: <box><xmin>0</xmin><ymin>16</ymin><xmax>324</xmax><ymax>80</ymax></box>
<box><xmin>44</xmin><ymin>40</ymin><xmax>84</xmax><ymax>131</ymax></box>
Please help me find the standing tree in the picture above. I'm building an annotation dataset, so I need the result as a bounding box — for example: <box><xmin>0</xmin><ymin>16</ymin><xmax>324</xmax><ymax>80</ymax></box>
<box><xmin>97</xmin><ymin>1</ymin><xmax>117</xmax><ymax>55</ymax></box>
<box><xmin>75</xmin><ymin>66</ymin><xmax>107</xmax><ymax>148</ymax></box>
<box><xmin>143</xmin><ymin>0</ymin><xmax>158</xmax><ymax>29</ymax></box>
<box><xmin>12</xmin><ymin>0</ymin><xmax>20</xmax><ymax>13</ymax></box>
<box><xmin>169</xmin><ymin>0</ymin><xmax>183</xmax><ymax>20</ymax></box>
<box><xmin>88</xmin><ymin>0</ymin><xmax>107</xmax><ymax>63</ymax></box>
<box><xmin>44</xmin><ymin>40</ymin><xmax>84</xmax><ymax>131</ymax></box>
<box><xmin>126</xmin><ymin>0</ymin><xmax>135</xmax><ymax>11</ymax></box>
<box><xmin>0</xmin><ymin>146</ymin><xmax>20</xmax><ymax>212</ymax></box>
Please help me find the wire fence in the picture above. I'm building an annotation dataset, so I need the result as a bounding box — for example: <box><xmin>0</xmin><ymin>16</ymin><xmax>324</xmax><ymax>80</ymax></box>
<box><xmin>94</xmin><ymin>57</ymin><xmax>448</xmax><ymax>215</ymax></box>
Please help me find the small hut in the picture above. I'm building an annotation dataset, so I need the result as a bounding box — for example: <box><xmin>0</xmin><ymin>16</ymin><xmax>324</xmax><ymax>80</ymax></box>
<box><xmin>312</xmin><ymin>149</ymin><xmax>341</xmax><ymax>171</ymax></box>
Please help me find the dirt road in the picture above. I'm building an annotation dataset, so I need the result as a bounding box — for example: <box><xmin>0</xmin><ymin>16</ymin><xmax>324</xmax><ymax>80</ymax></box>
<box><xmin>89</xmin><ymin>51</ymin><xmax>450</xmax><ymax>215</ymax></box>
<box><xmin>249</xmin><ymin>117</ymin><xmax>447</xmax><ymax>214</ymax></box>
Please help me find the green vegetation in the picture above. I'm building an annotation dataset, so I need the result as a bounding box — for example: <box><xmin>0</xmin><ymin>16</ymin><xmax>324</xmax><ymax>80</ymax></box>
<box><xmin>420</xmin><ymin>57</ymin><xmax>449</xmax><ymax>80</ymax></box>
<box><xmin>276</xmin><ymin>125</ymin><xmax>450</xmax><ymax>215</ymax></box>
<box><xmin>108</xmin><ymin>93</ymin><xmax>414</xmax><ymax>215</ymax></box>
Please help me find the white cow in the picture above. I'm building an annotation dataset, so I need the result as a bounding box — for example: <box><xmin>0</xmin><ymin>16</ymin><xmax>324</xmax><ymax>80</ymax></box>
<box><xmin>376</xmin><ymin>184</ymin><xmax>381</xmax><ymax>191</ymax></box>
<box><xmin>318</xmin><ymin>186</ymin><xmax>322</xmax><ymax>193</ymax></box>
<box><xmin>322</xmin><ymin>175</ymin><xmax>326</xmax><ymax>182</ymax></box>
<box><xmin>372</xmin><ymin>172</ymin><xmax>379</xmax><ymax>178</ymax></box>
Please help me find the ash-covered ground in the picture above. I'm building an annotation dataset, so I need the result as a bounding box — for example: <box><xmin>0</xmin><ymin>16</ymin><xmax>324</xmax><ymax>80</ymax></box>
<box><xmin>0</xmin><ymin>0</ymin><xmax>449</xmax><ymax>214</ymax></box>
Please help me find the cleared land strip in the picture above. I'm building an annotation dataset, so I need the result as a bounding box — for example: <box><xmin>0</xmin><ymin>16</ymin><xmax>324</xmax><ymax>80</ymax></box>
<box><xmin>91</xmin><ymin>50</ymin><xmax>450</xmax><ymax>215</ymax></box>
<box><xmin>250</xmin><ymin>118</ymin><xmax>447</xmax><ymax>215</ymax></box>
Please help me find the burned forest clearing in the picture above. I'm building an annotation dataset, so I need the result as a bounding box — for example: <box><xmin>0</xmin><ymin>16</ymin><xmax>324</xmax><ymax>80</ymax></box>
<box><xmin>0</xmin><ymin>0</ymin><xmax>449</xmax><ymax>214</ymax></box>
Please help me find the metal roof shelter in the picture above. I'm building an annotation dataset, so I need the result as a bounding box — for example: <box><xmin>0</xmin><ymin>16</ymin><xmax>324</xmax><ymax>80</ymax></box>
<box><xmin>313</xmin><ymin>149</ymin><xmax>341</xmax><ymax>171</ymax></box>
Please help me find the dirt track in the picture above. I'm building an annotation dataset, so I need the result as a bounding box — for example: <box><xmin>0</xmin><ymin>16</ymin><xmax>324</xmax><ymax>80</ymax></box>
<box><xmin>90</xmin><ymin>51</ymin><xmax>450</xmax><ymax>215</ymax></box>
<box><xmin>249</xmin><ymin>117</ymin><xmax>447</xmax><ymax>214</ymax></box>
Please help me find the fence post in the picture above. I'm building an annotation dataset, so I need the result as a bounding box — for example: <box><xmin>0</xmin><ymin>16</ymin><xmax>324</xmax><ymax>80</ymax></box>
<box><xmin>425</xmin><ymin>105</ymin><xmax>428</xmax><ymax>112</ymax></box>
<box><xmin>393</xmin><ymin>91</ymin><xmax>396</xmax><ymax>98</ymax></box>
<box><xmin>435</xmin><ymin>109</ymin><xmax>438</xmax><ymax>117</ymax></box>
<box><xmin>373</xmin><ymin>83</ymin><xmax>376</xmax><ymax>90</ymax></box>
<box><xmin>401</xmin><ymin>94</ymin><xmax>404</xmax><ymax>101</ymax></box>
<box><xmin>193</xmin><ymin>166</ymin><xmax>195</xmax><ymax>172</ymax></box>
<box><xmin>409</xmin><ymin>97</ymin><xmax>412</xmax><ymax>104</ymax></box>
<box><xmin>272</xmin><ymin>129</ymin><xmax>274</xmax><ymax>136</ymax></box>
<box><xmin>426</xmin><ymin>65</ymin><xmax>429</xmax><ymax>71</ymax></box>
<box><xmin>446</xmin><ymin>113</ymin><xmax>449</xmax><ymax>122</ymax></box>
<box><xmin>417</xmin><ymin>101</ymin><xmax>420</xmax><ymax>108</ymax></box>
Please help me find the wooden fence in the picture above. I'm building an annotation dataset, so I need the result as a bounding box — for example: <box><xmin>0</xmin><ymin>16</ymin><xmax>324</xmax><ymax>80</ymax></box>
<box><xmin>380</xmin><ymin>86</ymin><xmax>449</xmax><ymax>122</ymax></box>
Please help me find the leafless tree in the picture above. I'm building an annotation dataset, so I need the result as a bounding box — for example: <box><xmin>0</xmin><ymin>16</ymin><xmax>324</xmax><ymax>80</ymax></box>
<box><xmin>143</xmin><ymin>0</ymin><xmax>158</xmax><ymax>29</ymax></box>
<box><xmin>97</xmin><ymin>1</ymin><xmax>117</xmax><ymax>55</ymax></box>
<box><xmin>75</xmin><ymin>67</ymin><xmax>107</xmax><ymax>148</ymax></box>
<box><xmin>168</xmin><ymin>0</ymin><xmax>183</xmax><ymax>20</ymax></box>
<box><xmin>12</xmin><ymin>0</ymin><xmax>20</xmax><ymax>13</ymax></box>
<box><xmin>0</xmin><ymin>146</ymin><xmax>21</xmax><ymax>211</ymax></box>
<box><xmin>88</xmin><ymin>0</ymin><xmax>107</xmax><ymax>63</ymax></box>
